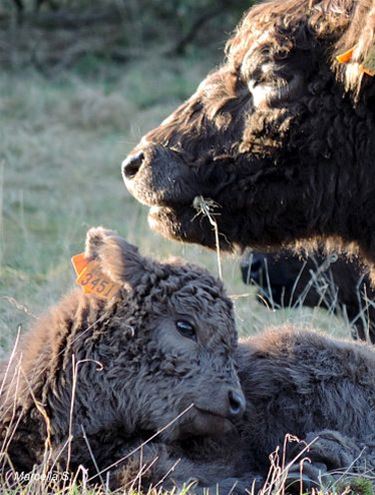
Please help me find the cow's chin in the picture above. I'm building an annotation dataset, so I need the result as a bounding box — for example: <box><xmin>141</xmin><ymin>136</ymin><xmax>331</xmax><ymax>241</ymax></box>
<box><xmin>148</xmin><ymin>205</ymin><xmax>233</xmax><ymax>251</ymax></box>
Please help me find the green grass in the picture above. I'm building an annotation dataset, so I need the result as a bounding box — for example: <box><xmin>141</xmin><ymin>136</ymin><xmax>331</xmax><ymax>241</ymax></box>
<box><xmin>0</xmin><ymin>54</ymin><xmax>359</xmax><ymax>494</ymax></box>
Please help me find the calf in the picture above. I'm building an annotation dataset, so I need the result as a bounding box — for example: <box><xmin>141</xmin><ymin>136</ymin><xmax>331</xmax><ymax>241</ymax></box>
<box><xmin>0</xmin><ymin>227</ymin><xmax>245</xmax><ymax>490</ymax></box>
<box><xmin>3</xmin><ymin>229</ymin><xmax>375</xmax><ymax>492</ymax></box>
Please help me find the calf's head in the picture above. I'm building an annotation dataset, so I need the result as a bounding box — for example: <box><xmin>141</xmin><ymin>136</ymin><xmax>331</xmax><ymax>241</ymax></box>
<box><xmin>123</xmin><ymin>0</ymin><xmax>375</xmax><ymax>256</ymax></box>
<box><xmin>79</xmin><ymin>228</ymin><xmax>245</xmax><ymax>440</ymax></box>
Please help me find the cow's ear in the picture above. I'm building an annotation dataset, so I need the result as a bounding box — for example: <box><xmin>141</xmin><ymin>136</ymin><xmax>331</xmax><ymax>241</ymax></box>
<box><xmin>334</xmin><ymin>0</ymin><xmax>375</xmax><ymax>99</ymax></box>
<box><xmin>85</xmin><ymin>227</ymin><xmax>149</xmax><ymax>289</ymax></box>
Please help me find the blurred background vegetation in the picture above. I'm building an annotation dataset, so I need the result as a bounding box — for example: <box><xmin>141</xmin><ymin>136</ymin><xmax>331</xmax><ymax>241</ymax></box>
<box><xmin>0</xmin><ymin>0</ymin><xmax>250</xmax><ymax>70</ymax></box>
<box><xmin>0</xmin><ymin>0</ymin><xmax>350</xmax><ymax>359</ymax></box>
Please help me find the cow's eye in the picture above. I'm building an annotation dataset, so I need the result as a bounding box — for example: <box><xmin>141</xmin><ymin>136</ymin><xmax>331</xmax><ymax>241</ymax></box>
<box><xmin>176</xmin><ymin>320</ymin><xmax>196</xmax><ymax>341</ymax></box>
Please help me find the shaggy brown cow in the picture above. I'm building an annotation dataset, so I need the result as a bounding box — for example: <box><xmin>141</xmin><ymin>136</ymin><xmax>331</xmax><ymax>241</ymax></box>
<box><xmin>122</xmin><ymin>0</ymin><xmax>375</xmax><ymax>280</ymax></box>
<box><xmin>0</xmin><ymin>227</ymin><xmax>246</xmax><ymax>491</ymax></box>
<box><xmin>241</xmin><ymin>250</ymin><xmax>375</xmax><ymax>341</ymax></box>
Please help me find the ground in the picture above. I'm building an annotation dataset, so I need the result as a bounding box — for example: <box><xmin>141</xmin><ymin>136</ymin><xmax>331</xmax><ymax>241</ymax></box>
<box><xmin>0</xmin><ymin>54</ymin><xmax>358</xmax><ymax>494</ymax></box>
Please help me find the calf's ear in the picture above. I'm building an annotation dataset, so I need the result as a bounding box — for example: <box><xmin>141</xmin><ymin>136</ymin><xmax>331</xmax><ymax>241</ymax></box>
<box><xmin>84</xmin><ymin>227</ymin><xmax>149</xmax><ymax>289</ymax></box>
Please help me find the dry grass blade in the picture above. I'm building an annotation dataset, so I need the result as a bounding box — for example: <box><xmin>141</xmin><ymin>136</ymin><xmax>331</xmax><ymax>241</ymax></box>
<box><xmin>258</xmin><ymin>434</ymin><xmax>321</xmax><ymax>495</ymax></box>
<box><xmin>193</xmin><ymin>196</ymin><xmax>223</xmax><ymax>279</ymax></box>
<box><xmin>0</xmin><ymin>296</ymin><xmax>38</xmax><ymax>320</ymax></box>
<box><xmin>86</xmin><ymin>403</ymin><xmax>194</xmax><ymax>485</ymax></box>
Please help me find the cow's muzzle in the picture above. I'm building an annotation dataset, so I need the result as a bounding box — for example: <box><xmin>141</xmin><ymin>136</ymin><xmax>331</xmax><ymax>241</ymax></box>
<box><xmin>122</xmin><ymin>144</ymin><xmax>198</xmax><ymax>208</ymax></box>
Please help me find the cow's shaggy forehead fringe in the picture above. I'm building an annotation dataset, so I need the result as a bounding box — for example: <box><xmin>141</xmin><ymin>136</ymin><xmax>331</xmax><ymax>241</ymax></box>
<box><xmin>227</xmin><ymin>0</ymin><xmax>375</xmax><ymax>96</ymax></box>
<box><xmin>146</xmin><ymin>0</ymin><xmax>375</xmax><ymax>156</ymax></box>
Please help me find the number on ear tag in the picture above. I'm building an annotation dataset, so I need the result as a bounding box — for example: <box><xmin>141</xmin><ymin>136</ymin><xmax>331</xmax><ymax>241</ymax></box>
<box><xmin>71</xmin><ymin>252</ymin><xmax>121</xmax><ymax>299</ymax></box>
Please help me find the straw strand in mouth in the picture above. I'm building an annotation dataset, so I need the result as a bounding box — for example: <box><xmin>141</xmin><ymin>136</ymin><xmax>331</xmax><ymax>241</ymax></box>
<box><xmin>192</xmin><ymin>196</ymin><xmax>223</xmax><ymax>279</ymax></box>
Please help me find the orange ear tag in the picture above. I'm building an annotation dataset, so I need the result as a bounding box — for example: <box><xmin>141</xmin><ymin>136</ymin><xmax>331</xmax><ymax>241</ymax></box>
<box><xmin>336</xmin><ymin>48</ymin><xmax>354</xmax><ymax>64</ymax></box>
<box><xmin>71</xmin><ymin>252</ymin><xmax>121</xmax><ymax>299</ymax></box>
<box><xmin>71</xmin><ymin>252</ymin><xmax>89</xmax><ymax>276</ymax></box>
<box><xmin>336</xmin><ymin>46</ymin><xmax>375</xmax><ymax>77</ymax></box>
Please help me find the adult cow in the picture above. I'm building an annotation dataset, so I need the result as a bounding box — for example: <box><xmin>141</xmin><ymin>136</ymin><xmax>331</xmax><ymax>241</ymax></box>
<box><xmin>122</xmin><ymin>0</ymin><xmax>375</xmax><ymax>280</ymax></box>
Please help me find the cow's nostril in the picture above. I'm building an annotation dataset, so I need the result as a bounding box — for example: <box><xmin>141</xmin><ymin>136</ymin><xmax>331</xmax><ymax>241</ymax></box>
<box><xmin>122</xmin><ymin>152</ymin><xmax>145</xmax><ymax>180</ymax></box>
<box><xmin>228</xmin><ymin>389</ymin><xmax>246</xmax><ymax>418</ymax></box>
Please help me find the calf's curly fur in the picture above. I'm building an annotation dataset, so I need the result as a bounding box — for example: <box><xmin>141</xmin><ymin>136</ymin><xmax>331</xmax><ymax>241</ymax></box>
<box><xmin>2</xmin><ymin>229</ymin><xmax>375</xmax><ymax>492</ymax></box>
<box><xmin>0</xmin><ymin>227</ymin><xmax>245</xmax><ymax>490</ymax></box>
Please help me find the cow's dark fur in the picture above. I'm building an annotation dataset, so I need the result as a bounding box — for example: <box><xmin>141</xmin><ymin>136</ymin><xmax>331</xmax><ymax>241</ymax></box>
<box><xmin>122</xmin><ymin>0</ymin><xmax>375</xmax><ymax>281</ymax></box>
<box><xmin>241</xmin><ymin>250</ymin><xmax>375</xmax><ymax>341</ymax></box>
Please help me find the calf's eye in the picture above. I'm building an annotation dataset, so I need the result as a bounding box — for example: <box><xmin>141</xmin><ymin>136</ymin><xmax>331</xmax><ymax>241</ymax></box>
<box><xmin>176</xmin><ymin>320</ymin><xmax>197</xmax><ymax>341</ymax></box>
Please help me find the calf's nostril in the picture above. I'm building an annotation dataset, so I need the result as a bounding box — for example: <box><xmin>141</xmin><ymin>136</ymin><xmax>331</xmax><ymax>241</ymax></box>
<box><xmin>228</xmin><ymin>389</ymin><xmax>246</xmax><ymax>418</ymax></box>
<box><xmin>122</xmin><ymin>151</ymin><xmax>145</xmax><ymax>180</ymax></box>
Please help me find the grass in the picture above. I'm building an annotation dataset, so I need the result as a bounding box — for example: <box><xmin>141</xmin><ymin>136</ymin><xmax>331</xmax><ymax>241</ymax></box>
<box><xmin>0</xmin><ymin>54</ymin><xmax>362</xmax><ymax>493</ymax></box>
